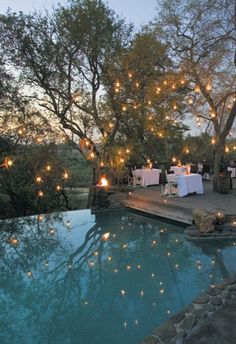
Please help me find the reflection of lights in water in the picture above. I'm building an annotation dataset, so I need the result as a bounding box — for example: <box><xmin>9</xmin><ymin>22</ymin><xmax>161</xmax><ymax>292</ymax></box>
<box><xmin>121</xmin><ymin>290</ymin><xmax>126</xmax><ymax>296</ymax></box>
<box><xmin>44</xmin><ymin>261</ymin><xmax>49</xmax><ymax>267</ymax></box>
<box><xmin>94</xmin><ymin>251</ymin><xmax>99</xmax><ymax>256</ymax></box>
<box><xmin>167</xmin><ymin>252</ymin><xmax>171</xmax><ymax>256</ymax></box>
<box><xmin>175</xmin><ymin>264</ymin><xmax>179</xmax><ymax>269</ymax></box>
<box><xmin>160</xmin><ymin>288</ymin><xmax>165</xmax><ymax>294</ymax></box>
<box><xmin>27</xmin><ymin>271</ymin><xmax>32</xmax><ymax>277</ymax></box>
<box><xmin>123</xmin><ymin>321</ymin><xmax>127</xmax><ymax>328</ymax></box>
<box><xmin>152</xmin><ymin>302</ymin><xmax>156</xmax><ymax>307</ymax></box>
<box><xmin>134</xmin><ymin>320</ymin><xmax>139</xmax><ymax>325</ymax></box>
<box><xmin>10</xmin><ymin>237</ymin><xmax>19</xmax><ymax>247</ymax></box>
<box><xmin>102</xmin><ymin>232</ymin><xmax>110</xmax><ymax>241</ymax></box>
<box><xmin>108</xmin><ymin>256</ymin><xmax>112</xmax><ymax>261</ymax></box>
<box><xmin>113</xmin><ymin>269</ymin><xmax>118</xmax><ymax>273</ymax></box>
<box><xmin>140</xmin><ymin>290</ymin><xmax>144</xmax><ymax>297</ymax></box>
<box><xmin>126</xmin><ymin>265</ymin><xmax>131</xmax><ymax>271</ymax></box>
<box><xmin>84</xmin><ymin>301</ymin><xmax>88</xmax><ymax>305</ymax></box>
<box><xmin>151</xmin><ymin>273</ymin><xmax>155</xmax><ymax>278</ymax></box>
<box><xmin>137</xmin><ymin>265</ymin><xmax>141</xmax><ymax>269</ymax></box>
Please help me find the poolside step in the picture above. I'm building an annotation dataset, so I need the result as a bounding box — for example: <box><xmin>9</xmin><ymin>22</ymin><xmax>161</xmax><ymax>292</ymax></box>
<box><xmin>123</xmin><ymin>193</ymin><xmax>193</xmax><ymax>224</ymax></box>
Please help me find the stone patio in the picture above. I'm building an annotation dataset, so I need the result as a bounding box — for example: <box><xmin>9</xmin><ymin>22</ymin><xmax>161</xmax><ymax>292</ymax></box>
<box><xmin>122</xmin><ymin>179</ymin><xmax>236</xmax><ymax>224</ymax></box>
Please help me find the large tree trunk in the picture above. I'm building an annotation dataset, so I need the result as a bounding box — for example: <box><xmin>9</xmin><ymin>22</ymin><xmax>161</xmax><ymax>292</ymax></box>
<box><xmin>213</xmin><ymin>143</ymin><xmax>224</xmax><ymax>191</ymax></box>
<box><xmin>87</xmin><ymin>167</ymin><xmax>96</xmax><ymax>208</ymax></box>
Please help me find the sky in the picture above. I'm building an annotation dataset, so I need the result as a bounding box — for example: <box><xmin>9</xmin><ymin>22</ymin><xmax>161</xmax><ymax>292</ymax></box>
<box><xmin>0</xmin><ymin>0</ymin><xmax>158</xmax><ymax>28</ymax></box>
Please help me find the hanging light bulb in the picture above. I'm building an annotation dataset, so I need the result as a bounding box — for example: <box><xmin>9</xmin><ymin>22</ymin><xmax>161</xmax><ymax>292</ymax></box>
<box><xmin>36</xmin><ymin>176</ymin><xmax>42</xmax><ymax>183</ymax></box>
<box><xmin>194</xmin><ymin>85</ymin><xmax>200</xmax><ymax>93</ymax></box>
<box><xmin>211</xmin><ymin>137</ymin><xmax>216</xmax><ymax>145</ymax></box>
<box><xmin>206</xmin><ymin>82</ymin><xmax>212</xmax><ymax>91</ymax></box>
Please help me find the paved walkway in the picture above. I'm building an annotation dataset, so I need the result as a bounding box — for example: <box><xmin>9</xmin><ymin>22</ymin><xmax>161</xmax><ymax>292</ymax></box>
<box><xmin>183</xmin><ymin>298</ymin><xmax>236</xmax><ymax>344</ymax></box>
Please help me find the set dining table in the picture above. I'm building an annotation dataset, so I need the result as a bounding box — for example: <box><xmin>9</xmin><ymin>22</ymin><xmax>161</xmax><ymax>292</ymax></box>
<box><xmin>132</xmin><ymin>168</ymin><xmax>161</xmax><ymax>187</ymax></box>
<box><xmin>167</xmin><ymin>173</ymin><xmax>204</xmax><ymax>197</ymax></box>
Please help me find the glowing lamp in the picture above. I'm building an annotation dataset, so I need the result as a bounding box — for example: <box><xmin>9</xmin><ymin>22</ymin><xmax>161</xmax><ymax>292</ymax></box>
<box><xmin>194</xmin><ymin>85</ymin><xmax>200</xmax><ymax>93</ymax></box>
<box><xmin>46</xmin><ymin>165</ymin><xmax>51</xmax><ymax>171</ymax></box>
<box><xmin>99</xmin><ymin>176</ymin><xmax>108</xmax><ymax>187</ymax></box>
<box><xmin>56</xmin><ymin>185</ymin><xmax>61</xmax><ymax>191</ymax></box>
<box><xmin>225</xmin><ymin>146</ymin><xmax>229</xmax><ymax>153</ymax></box>
<box><xmin>64</xmin><ymin>172</ymin><xmax>69</xmax><ymax>179</ymax></box>
<box><xmin>211</xmin><ymin>138</ymin><xmax>216</xmax><ymax>145</ymax></box>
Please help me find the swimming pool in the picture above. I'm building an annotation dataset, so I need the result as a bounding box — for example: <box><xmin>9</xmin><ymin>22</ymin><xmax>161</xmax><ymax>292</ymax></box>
<box><xmin>1</xmin><ymin>209</ymin><xmax>236</xmax><ymax>344</ymax></box>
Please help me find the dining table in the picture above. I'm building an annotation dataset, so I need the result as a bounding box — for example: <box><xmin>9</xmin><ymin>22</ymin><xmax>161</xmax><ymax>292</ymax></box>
<box><xmin>167</xmin><ymin>173</ymin><xmax>204</xmax><ymax>197</ymax></box>
<box><xmin>133</xmin><ymin>168</ymin><xmax>161</xmax><ymax>187</ymax></box>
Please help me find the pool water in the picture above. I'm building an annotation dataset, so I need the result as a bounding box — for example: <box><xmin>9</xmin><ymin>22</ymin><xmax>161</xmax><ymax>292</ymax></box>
<box><xmin>1</xmin><ymin>209</ymin><xmax>236</xmax><ymax>344</ymax></box>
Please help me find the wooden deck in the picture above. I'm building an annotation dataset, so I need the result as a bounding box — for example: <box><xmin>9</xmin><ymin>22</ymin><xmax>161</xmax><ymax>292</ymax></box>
<box><xmin>122</xmin><ymin>179</ymin><xmax>236</xmax><ymax>224</ymax></box>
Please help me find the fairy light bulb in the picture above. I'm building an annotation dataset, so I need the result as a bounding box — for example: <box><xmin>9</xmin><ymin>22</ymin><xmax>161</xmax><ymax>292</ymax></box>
<box><xmin>126</xmin><ymin>149</ymin><xmax>130</xmax><ymax>153</ymax></box>
<box><xmin>38</xmin><ymin>191</ymin><xmax>44</xmax><ymax>197</ymax></box>
<box><xmin>171</xmin><ymin>84</ymin><xmax>176</xmax><ymax>90</ymax></box>
<box><xmin>148</xmin><ymin>100</ymin><xmax>152</xmax><ymax>105</ymax></box>
<box><xmin>115</xmin><ymin>88</ymin><xmax>119</xmax><ymax>93</ymax></box>
<box><xmin>18</xmin><ymin>128</ymin><xmax>23</xmax><ymax>135</ymax></box>
<box><xmin>194</xmin><ymin>85</ymin><xmax>200</xmax><ymax>93</ymax></box>
<box><xmin>185</xmin><ymin>148</ymin><xmax>189</xmax><ymax>154</ymax></box>
<box><xmin>108</xmin><ymin>122</ymin><xmax>113</xmax><ymax>128</ymax></box>
<box><xmin>46</xmin><ymin>165</ymin><xmax>51</xmax><ymax>171</ymax></box>
<box><xmin>64</xmin><ymin>172</ymin><xmax>69</xmax><ymax>179</ymax></box>
<box><xmin>135</xmin><ymin>82</ymin><xmax>139</xmax><ymax>87</ymax></box>
<box><xmin>100</xmin><ymin>161</ymin><xmax>104</xmax><ymax>167</ymax></box>
<box><xmin>56</xmin><ymin>185</ymin><xmax>61</xmax><ymax>191</ymax></box>
<box><xmin>188</xmin><ymin>97</ymin><xmax>193</xmax><ymax>104</ymax></box>
<box><xmin>122</xmin><ymin>105</ymin><xmax>127</xmax><ymax>111</ymax></box>
<box><xmin>115</xmin><ymin>81</ymin><xmax>120</xmax><ymax>88</ymax></box>
<box><xmin>173</xmin><ymin>104</ymin><xmax>177</xmax><ymax>110</ymax></box>
<box><xmin>36</xmin><ymin>176</ymin><xmax>42</xmax><ymax>183</ymax></box>
<box><xmin>225</xmin><ymin>146</ymin><xmax>229</xmax><ymax>153</ymax></box>
<box><xmin>180</xmin><ymin>79</ymin><xmax>185</xmax><ymax>85</ymax></box>
<box><xmin>211</xmin><ymin>111</ymin><xmax>216</xmax><ymax>118</ymax></box>
<box><xmin>206</xmin><ymin>82</ymin><xmax>212</xmax><ymax>91</ymax></box>
<box><xmin>128</xmin><ymin>72</ymin><xmax>132</xmax><ymax>78</ymax></box>
<box><xmin>163</xmin><ymin>80</ymin><xmax>167</xmax><ymax>85</ymax></box>
<box><xmin>5</xmin><ymin>158</ymin><xmax>13</xmax><ymax>168</ymax></box>
<box><xmin>172</xmin><ymin>157</ymin><xmax>177</xmax><ymax>163</ymax></box>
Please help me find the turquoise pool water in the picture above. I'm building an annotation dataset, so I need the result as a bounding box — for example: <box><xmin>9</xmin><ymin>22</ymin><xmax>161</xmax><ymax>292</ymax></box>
<box><xmin>1</xmin><ymin>209</ymin><xmax>236</xmax><ymax>344</ymax></box>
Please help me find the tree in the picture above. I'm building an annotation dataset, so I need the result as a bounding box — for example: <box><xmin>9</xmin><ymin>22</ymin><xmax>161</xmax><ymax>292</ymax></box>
<box><xmin>156</xmin><ymin>0</ymin><xmax>236</xmax><ymax>191</ymax></box>
<box><xmin>102</xmin><ymin>30</ymin><xmax>189</xmax><ymax>169</ymax></box>
<box><xmin>0</xmin><ymin>0</ymin><xmax>132</xmax><ymax>205</ymax></box>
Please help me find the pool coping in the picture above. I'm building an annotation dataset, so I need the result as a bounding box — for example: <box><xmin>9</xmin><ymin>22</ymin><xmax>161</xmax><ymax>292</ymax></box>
<box><xmin>141</xmin><ymin>274</ymin><xmax>236</xmax><ymax>344</ymax></box>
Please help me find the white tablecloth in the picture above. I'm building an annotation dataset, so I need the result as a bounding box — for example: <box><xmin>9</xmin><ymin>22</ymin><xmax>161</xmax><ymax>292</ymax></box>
<box><xmin>170</xmin><ymin>166</ymin><xmax>187</xmax><ymax>174</ymax></box>
<box><xmin>133</xmin><ymin>169</ymin><xmax>161</xmax><ymax>187</ymax></box>
<box><xmin>228</xmin><ymin>167</ymin><xmax>236</xmax><ymax>178</ymax></box>
<box><xmin>167</xmin><ymin>173</ymin><xmax>204</xmax><ymax>197</ymax></box>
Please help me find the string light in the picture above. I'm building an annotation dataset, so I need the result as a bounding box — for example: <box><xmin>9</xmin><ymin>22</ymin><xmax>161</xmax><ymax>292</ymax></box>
<box><xmin>38</xmin><ymin>191</ymin><xmax>44</xmax><ymax>197</ymax></box>
<box><xmin>194</xmin><ymin>85</ymin><xmax>200</xmax><ymax>93</ymax></box>
<box><xmin>63</xmin><ymin>172</ymin><xmax>69</xmax><ymax>179</ymax></box>
<box><xmin>46</xmin><ymin>165</ymin><xmax>51</xmax><ymax>171</ymax></box>
<box><xmin>36</xmin><ymin>176</ymin><xmax>42</xmax><ymax>183</ymax></box>
<box><xmin>122</xmin><ymin>105</ymin><xmax>127</xmax><ymax>111</ymax></box>
<box><xmin>56</xmin><ymin>185</ymin><xmax>61</xmax><ymax>192</ymax></box>
<box><xmin>211</xmin><ymin>137</ymin><xmax>216</xmax><ymax>145</ymax></box>
<box><xmin>206</xmin><ymin>82</ymin><xmax>212</xmax><ymax>91</ymax></box>
<box><xmin>10</xmin><ymin>237</ymin><xmax>19</xmax><ymax>247</ymax></box>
